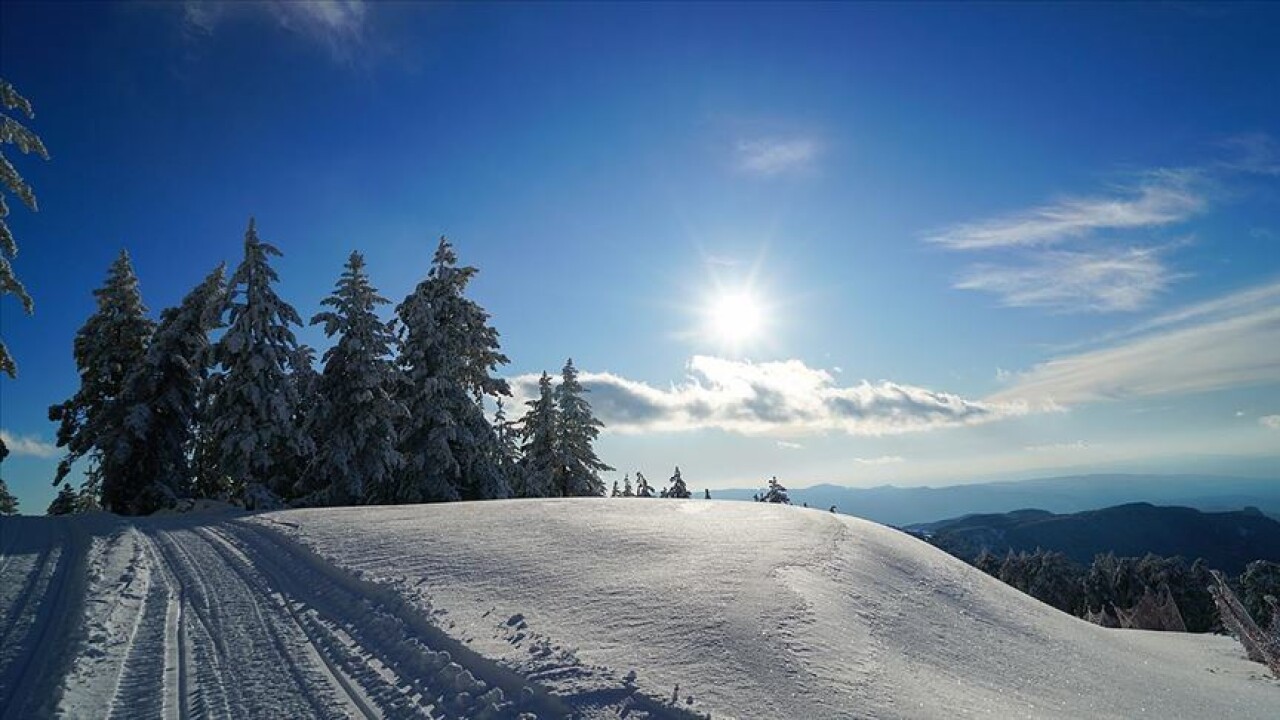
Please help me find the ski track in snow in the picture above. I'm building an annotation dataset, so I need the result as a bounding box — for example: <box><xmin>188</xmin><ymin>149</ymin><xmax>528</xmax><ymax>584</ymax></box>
<box><xmin>3</xmin><ymin>512</ymin><xmax>689</xmax><ymax>719</ymax></box>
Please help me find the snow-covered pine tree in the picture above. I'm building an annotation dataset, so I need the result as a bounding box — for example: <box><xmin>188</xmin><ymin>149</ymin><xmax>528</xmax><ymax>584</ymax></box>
<box><xmin>0</xmin><ymin>443</ymin><xmax>17</xmax><ymax>512</ymax></box>
<box><xmin>306</xmin><ymin>252</ymin><xmax>405</xmax><ymax>506</ymax></box>
<box><xmin>102</xmin><ymin>265</ymin><xmax>226</xmax><ymax>514</ymax></box>
<box><xmin>206</xmin><ymin>219</ymin><xmax>313</xmax><ymax>505</ymax></box>
<box><xmin>47</xmin><ymin>483</ymin><xmax>77</xmax><ymax>515</ymax></box>
<box><xmin>662</xmin><ymin>466</ymin><xmax>691</xmax><ymax>499</ymax></box>
<box><xmin>284</xmin><ymin>343</ymin><xmax>321</xmax><ymax>496</ymax></box>
<box><xmin>0</xmin><ymin>77</ymin><xmax>50</xmax><ymax>382</ymax></box>
<box><xmin>635</xmin><ymin>471</ymin><xmax>654</xmax><ymax>498</ymax></box>
<box><xmin>610</xmin><ymin>479</ymin><xmax>620</xmax><ymax>497</ymax></box>
<box><xmin>492</xmin><ymin>399</ymin><xmax>522</xmax><ymax>494</ymax></box>
<box><xmin>760</xmin><ymin>475</ymin><xmax>791</xmax><ymax>504</ymax></box>
<box><xmin>395</xmin><ymin>237</ymin><xmax>511</xmax><ymax>502</ymax></box>
<box><xmin>621</xmin><ymin>473</ymin><xmax>634</xmax><ymax>497</ymax></box>
<box><xmin>516</xmin><ymin>372</ymin><xmax>560</xmax><ymax>498</ymax></box>
<box><xmin>555</xmin><ymin>358</ymin><xmax>612</xmax><ymax>496</ymax></box>
<box><xmin>48</xmin><ymin>250</ymin><xmax>154</xmax><ymax>507</ymax></box>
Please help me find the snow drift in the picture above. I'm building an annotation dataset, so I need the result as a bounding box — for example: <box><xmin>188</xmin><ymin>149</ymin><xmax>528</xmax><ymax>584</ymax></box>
<box><xmin>258</xmin><ymin>499</ymin><xmax>1278</xmax><ymax>719</ymax></box>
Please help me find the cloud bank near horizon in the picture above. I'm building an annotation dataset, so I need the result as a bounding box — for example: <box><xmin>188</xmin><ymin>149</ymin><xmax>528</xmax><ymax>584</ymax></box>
<box><xmin>511</xmin><ymin>355</ymin><xmax>1027</xmax><ymax>437</ymax></box>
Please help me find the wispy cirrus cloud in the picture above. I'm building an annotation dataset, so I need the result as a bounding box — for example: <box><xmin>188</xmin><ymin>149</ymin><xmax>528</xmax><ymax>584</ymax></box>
<box><xmin>927</xmin><ymin>170</ymin><xmax>1204</xmax><ymax>251</ymax></box>
<box><xmin>0</xmin><ymin>430</ymin><xmax>58</xmax><ymax>459</ymax></box>
<box><xmin>182</xmin><ymin>1</ymin><xmax>370</xmax><ymax>62</ymax></box>
<box><xmin>991</xmin><ymin>280</ymin><xmax>1280</xmax><ymax>406</ymax></box>
<box><xmin>1261</xmin><ymin>415</ymin><xmax>1280</xmax><ymax>430</ymax></box>
<box><xmin>955</xmin><ymin>247</ymin><xmax>1177</xmax><ymax>313</ymax></box>
<box><xmin>511</xmin><ymin>355</ymin><xmax>1028</xmax><ymax>437</ymax></box>
<box><xmin>735</xmin><ymin>137</ymin><xmax>819</xmax><ymax>176</ymax></box>
<box><xmin>927</xmin><ymin>169</ymin><xmax>1203</xmax><ymax>313</ymax></box>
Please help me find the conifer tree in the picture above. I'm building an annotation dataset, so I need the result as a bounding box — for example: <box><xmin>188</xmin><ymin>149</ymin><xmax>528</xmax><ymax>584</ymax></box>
<box><xmin>396</xmin><ymin>237</ymin><xmax>511</xmax><ymax>502</ymax></box>
<box><xmin>635</xmin><ymin>471</ymin><xmax>654</xmax><ymax>498</ymax></box>
<box><xmin>610</xmin><ymin>479</ymin><xmax>620</xmax><ymax>497</ymax></box>
<box><xmin>47</xmin><ymin>483</ymin><xmax>78</xmax><ymax>515</ymax></box>
<box><xmin>492</xmin><ymin>398</ymin><xmax>522</xmax><ymax>492</ymax></box>
<box><xmin>621</xmin><ymin>473</ymin><xmax>634</xmax><ymax>497</ymax></box>
<box><xmin>758</xmin><ymin>475</ymin><xmax>791</xmax><ymax>504</ymax></box>
<box><xmin>517</xmin><ymin>372</ymin><xmax>560</xmax><ymax>498</ymax></box>
<box><xmin>661</xmin><ymin>466</ymin><xmax>691</xmax><ymax>499</ymax></box>
<box><xmin>306</xmin><ymin>252</ymin><xmax>405</xmax><ymax>505</ymax></box>
<box><xmin>0</xmin><ymin>447</ymin><xmax>17</xmax><ymax>513</ymax></box>
<box><xmin>704</xmin><ymin>488</ymin><xmax>711</xmax><ymax>500</ymax></box>
<box><xmin>555</xmin><ymin>358</ymin><xmax>612</xmax><ymax>496</ymax></box>
<box><xmin>102</xmin><ymin>266</ymin><xmax>226</xmax><ymax>514</ymax></box>
<box><xmin>48</xmin><ymin>251</ymin><xmax>154</xmax><ymax>506</ymax></box>
<box><xmin>206</xmin><ymin>219</ymin><xmax>312</xmax><ymax>504</ymax></box>
<box><xmin>1</xmin><ymin>78</ymin><xmax>50</xmax><ymax>382</ymax></box>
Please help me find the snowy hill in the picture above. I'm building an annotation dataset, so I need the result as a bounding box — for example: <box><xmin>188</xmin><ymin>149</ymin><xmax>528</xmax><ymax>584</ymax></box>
<box><xmin>1</xmin><ymin>500</ymin><xmax>1276</xmax><ymax>719</ymax></box>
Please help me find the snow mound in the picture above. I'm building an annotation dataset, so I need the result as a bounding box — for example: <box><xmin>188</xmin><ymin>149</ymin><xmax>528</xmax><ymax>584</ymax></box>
<box><xmin>254</xmin><ymin>499</ymin><xmax>1279</xmax><ymax>719</ymax></box>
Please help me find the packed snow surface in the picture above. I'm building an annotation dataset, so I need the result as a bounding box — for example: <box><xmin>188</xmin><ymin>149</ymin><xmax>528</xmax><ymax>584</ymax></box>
<box><xmin>0</xmin><ymin>499</ymin><xmax>1276</xmax><ymax>718</ymax></box>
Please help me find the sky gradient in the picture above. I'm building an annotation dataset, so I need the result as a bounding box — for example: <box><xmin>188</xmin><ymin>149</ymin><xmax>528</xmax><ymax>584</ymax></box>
<box><xmin>2</xmin><ymin>1</ymin><xmax>1278</xmax><ymax>512</ymax></box>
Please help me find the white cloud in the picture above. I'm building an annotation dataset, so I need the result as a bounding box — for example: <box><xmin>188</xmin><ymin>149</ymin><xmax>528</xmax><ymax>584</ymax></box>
<box><xmin>991</xmin><ymin>281</ymin><xmax>1280</xmax><ymax>406</ymax></box>
<box><xmin>925</xmin><ymin>167</ymin><xmax>1212</xmax><ymax>313</ymax></box>
<box><xmin>1218</xmin><ymin>132</ymin><xmax>1280</xmax><ymax>176</ymax></box>
<box><xmin>853</xmin><ymin>455</ymin><xmax>904</xmax><ymax>465</ymax></box>
<box><xmin>1261</xmin><ymin>415</ymin><xmax>1280</xmax><ymax>430</ymax></box>
<box><xmin>182</xmin><ymin>1</ymin><xmax>369</xmax><ymax>61</ymax></box>
<box><xmin>956</xmin><ymin>247</ymin><xmax>1174</xmax><ymax>313</ymax></box>
<box><xmin>775</xmin><ymin>440</ymin><xmax>804</xmax><ymax>450</ymax></box>
<box><xmin>735</xmin><ymin>138</ymin><xmax>818</xmax><ymax>176</ymax></box>
<box><xmin>925</xmin><ymin>170</ymin><xmax>1203</xmax><ymax>250</ymax></box>
<box><xmin>0</xmin><ymin>430</ymin><xmax>58</xmax><ymax>459</ymax></box>
<box><xmin>511</xmin><ymin>356</ymin><xmax>1028</xmax><ymax>438</ymax></box>
<box><xmin>1024</xmin><ymin>441</ymin><xmax>1091</xmax><ymax>453</ymax></box>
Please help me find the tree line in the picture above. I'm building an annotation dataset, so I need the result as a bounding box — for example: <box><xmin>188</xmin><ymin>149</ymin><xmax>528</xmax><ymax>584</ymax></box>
<box><xmin>962</xmin><ymin>546</ymin><xmax>1280</xmax><ymax>635</ymax></box>
<box><xmin>40</xmin><ymin>221</ymin><xmax>615</xmax><ymax>515</ymax></box>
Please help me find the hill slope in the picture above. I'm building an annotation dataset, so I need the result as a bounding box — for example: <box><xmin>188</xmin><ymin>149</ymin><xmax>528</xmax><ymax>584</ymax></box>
<box><xmin>1</xmin><ymin>501</ymin><xmax>1276</xmax><ymax>718</ymax></box>
<box><xmin>913</xmin><ymin>503</ymin><xmax>1280</xmax><ymax>572</ymax></box>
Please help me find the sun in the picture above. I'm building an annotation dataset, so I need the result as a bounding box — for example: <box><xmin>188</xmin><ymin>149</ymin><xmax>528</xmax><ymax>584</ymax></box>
<box><xmin>707</xmin><ymin>291</ymin><xmax>765</xmax><ymax>346</ymax></box>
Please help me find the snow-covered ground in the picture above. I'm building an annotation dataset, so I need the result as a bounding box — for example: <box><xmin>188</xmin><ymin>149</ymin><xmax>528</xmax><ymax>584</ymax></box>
<box><xmin>1</xmin><ymin>500</ymin><xmax>1275</xmax><ymax>719</ymax></box>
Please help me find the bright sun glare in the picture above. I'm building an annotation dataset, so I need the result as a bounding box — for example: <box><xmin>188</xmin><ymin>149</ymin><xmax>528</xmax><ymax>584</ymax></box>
<box><xmin>708</xmin><ymin>291</ymin><xmax>765</xmax><ymax>345</ymax></box>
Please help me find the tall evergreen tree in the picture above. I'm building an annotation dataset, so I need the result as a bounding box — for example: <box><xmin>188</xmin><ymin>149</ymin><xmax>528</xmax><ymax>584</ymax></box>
<box><xmin>1</xmin><ymin>78</ymin><xmax>50</xmax><ymax>382</ymax></box>
<box><xmin>48</xmin><ymin>251</ymin><xmax>154</xmax><ymax>507</ymax></box>
<box><xmin>395</xmin><ymin>237</ymin><xmax>511</xmax><ymax>502</ymax></box>
<box><xmin>206</xmin><ymin>219</ymin><xmax>312</xmax><ymax>504</ymax></box>
<box><xmin>555</xmin><ymin>358</ymin><xmax>612</xmax><ymax>496</ymax></box>
<box><xmin>306</xmin><ymin>252</ymin><xmax>405</xmax><ymax>506</ymax></box>
<box><xmin>492</xmin><ymin>399</ymin><xmax>521</xmax><ymax>493</ymax></box>
<box><xmin>621</xmin><ymin>473</ymin><xmax>634</xmax><ymax>497</ymax></box>
<box><xmin>516</xmin><ymin>372</ymin><xmax>560</xmax><ymax>498</ymax></box>
<box><xmin>661</xmin><ymin>466</ymin><xmax>691</xmax><ymax>498</ymax></box>
<box><xmin>102</xmin><ymin>266</ymin><xmax>226</xmax><ymax>514</ymax></box>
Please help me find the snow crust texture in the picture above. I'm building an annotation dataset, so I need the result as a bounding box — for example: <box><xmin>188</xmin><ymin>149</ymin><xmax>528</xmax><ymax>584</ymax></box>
<box><xmin>1</xmin><ymin>501</ymin><xmax>1276</xmax><ymax>719</ymax></box>
<box><xmin>259</xmin><ymin>500</ymin><xmax>1279</xmax><ymax>719</ymax></box>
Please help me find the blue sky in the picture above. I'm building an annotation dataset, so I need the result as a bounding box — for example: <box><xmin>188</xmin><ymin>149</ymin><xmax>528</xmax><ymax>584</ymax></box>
<box><xmin>2</xmin><ymin>1</ymin><xmax>1278</xmax><ymax>512</ymax></box>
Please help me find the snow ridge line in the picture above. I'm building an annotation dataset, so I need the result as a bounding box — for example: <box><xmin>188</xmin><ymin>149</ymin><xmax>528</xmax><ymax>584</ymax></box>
<box><xmin>233</xmin><ymin>518</ymin><xmax>577</xmax><ymax>718</ymax></box>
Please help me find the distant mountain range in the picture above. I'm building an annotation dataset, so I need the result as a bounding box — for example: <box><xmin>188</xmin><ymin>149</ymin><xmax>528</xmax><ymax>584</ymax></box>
<box><xmin>903</xmin><ymin>503</ymin><xmax>1280</xmax><ymax>575</ymax></box>
<box><xmin>714</xmin><ymin>474</ymin><xmax>1280</xmax><ymax>526</ymax></box>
